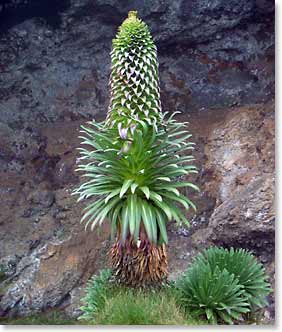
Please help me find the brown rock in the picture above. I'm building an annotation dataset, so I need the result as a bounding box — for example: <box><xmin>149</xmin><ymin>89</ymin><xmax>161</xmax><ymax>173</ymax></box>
<box><xmin>192</xmin><ymin>103</ymin><xmax>275</xmax><ymax>256</ymax></box>
<box><xmin>0</xmin><ymin>225</ymin><xmax>110</xmax><ymax>317</ymax></box>
<box><xmin>200</xmin><ymin>175</ymin><xmax>274</xmax><ymax>251</ymax></box>
<box><xmin>27</xmin><ymin>189</ymin><xmax>55</xmax><ymax>208</ymax></box>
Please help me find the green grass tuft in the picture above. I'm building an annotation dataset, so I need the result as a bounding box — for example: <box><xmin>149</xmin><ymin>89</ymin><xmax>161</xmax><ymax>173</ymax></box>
<box><xmin>79</xmin><ymin>269</ymin><xmax>203</xmax><ymax>325</ymax></box>
<box><xmin>91</xmin><ymin>287</ymin><xmax>203</xmax><ymax>325</ymax></box>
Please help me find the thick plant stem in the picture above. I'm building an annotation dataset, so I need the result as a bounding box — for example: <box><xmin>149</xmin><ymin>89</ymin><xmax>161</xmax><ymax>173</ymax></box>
<box><xmin>110</xmin><ymin>240</ymin><xmax>168</xmax><ymax>287</ymax></box>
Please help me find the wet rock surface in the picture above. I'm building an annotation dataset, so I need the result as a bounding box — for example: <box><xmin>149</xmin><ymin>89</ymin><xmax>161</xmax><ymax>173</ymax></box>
<box><xmin>192</xmin><ymin>103</ymin><xmax>275</xmax><ymax>253</ymax></box>
<box><xmin>0</xmin><ymin>0</ymin><xmax>274</xmax><ymax>126</ymax></box>
<box><xmin>0</xmin><ymin>0</ymin><xmax>275</xmax><ymax>323</ymax></box>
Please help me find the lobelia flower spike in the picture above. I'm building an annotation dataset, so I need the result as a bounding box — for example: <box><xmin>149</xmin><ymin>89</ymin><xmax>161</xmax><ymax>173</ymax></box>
<box><xmin>106</xmin><ymin>10</ymin><xmax>162</xmax><ymax>137</ymax></box>
<box><xmin>74</xmin><ymin>11</ymin><xmax>199</xmax><ymax>287</ymax></box>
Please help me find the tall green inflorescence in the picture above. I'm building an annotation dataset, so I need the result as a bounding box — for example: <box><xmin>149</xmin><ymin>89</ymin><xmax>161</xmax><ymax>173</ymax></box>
<box><xmin>106</xmin><ymin>11</ymin><xmax>162</xmax><ymax>136</ymax></box>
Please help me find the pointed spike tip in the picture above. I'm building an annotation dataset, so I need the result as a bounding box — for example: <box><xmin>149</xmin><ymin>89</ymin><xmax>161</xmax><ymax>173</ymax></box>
<box><xmin>128</xmin><ymin>10</ymin><xmax>138</xmax><ymax>19</ymax></box>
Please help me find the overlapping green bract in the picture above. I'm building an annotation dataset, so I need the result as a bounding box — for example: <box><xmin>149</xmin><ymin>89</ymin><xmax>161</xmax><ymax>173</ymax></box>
<box><xmin>106</xmin><ymin>11</ymin><xmax>162</xmax><ymax>136</ymax></box>
<box><xmin>176</xmin><ymin>247</ymin><xmax>271</xmax><ymax>324</ymax></box>
<box><xmin>74</xmin><ymin>114</ymin><xmax>199</xmax><ymax>245</ymax></box>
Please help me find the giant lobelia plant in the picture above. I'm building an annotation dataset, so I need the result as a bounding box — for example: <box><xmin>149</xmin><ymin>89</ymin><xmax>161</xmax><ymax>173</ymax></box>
<box><xmin>74</xmin><ymin>11</ymin><xmax>199</xmax><ymax>287</ymax></box>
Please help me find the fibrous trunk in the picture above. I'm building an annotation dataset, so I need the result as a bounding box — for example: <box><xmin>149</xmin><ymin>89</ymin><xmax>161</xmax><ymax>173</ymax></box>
<box><xmin>110</xmin><ymin>240</ymin><xmax>168</xmax><ymax>287</ymax></box>
<box><xmin>109</xmin><ymin>223</ymin><xmax>168</xmax><ymax>287</ymax></box>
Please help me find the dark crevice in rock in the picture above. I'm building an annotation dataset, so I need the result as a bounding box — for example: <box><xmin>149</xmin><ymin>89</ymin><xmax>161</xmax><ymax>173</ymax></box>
<box><xmin>0</xmin><ymin>0</ymin><xmax>71</xmax><ymax>34</ymax></box>
<box><xmin>213</xmin><ymin>230</ymin><xmax>275</xmax><ymax>261</ymax></box>
<box><xmin>70</xmin><ymin>2</ymin><xmax>124</xmax><ymax>26</ymax></box>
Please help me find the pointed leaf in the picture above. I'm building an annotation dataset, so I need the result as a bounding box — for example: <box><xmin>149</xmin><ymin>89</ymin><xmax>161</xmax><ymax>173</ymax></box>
<box><xmin>120</xmin><ymin>179</ymin><xmax>134</xmax><ymax>198</ymax></box>
<box><xmin>140</xmin><ymin>186</ymin><xmax>150</xmax><ymax>199</ymax></box>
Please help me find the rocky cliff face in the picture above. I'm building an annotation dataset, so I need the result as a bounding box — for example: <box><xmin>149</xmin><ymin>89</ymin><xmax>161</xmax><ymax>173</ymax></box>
<box><xmin>0</xmin><ymin>0</ymin><xmax>274</xmax><ymax>321</ymax></box>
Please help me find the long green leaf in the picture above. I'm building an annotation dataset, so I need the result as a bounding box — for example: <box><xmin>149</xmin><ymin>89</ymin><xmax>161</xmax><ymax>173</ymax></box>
<box><xmin>121</xmin><ymin>204</ymin><xmax>129</xmax><ymax>243</ymax></box>
<box><xmin>155</xmin><ymin>208</ymin><xmax>168</xmax><ymax>244</ymax></box>
<box><xmin>140</xmin><ymin>186</ymin><xmax>150</xmax><ymax>199</ymax></box>
<box><xmin>105</xmin><ymin>188</ymin><xmax>120</xmax><ymax>203</ymax></box>
<box><xmin>134</xmin><ymin>199</ymin><xmax>142</xmax><ymax>241</ymax></box>
<box><xmin>140</xmin><ymin>199</ymin><xmax>153</xmax><ymax>242</ymax></box>
<box><xmin>120</xmin><ymin>179</ymin><xmax>133</xmax><ymax>198</ymax></box>
<box><xmin>128</xmin><ymin>194</ymin><xmax>137</xmax><ymax>236</ymax></box>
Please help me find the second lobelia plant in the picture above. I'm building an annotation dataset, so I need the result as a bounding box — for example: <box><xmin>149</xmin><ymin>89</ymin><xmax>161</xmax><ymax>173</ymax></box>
<box><xmin>74</xmin><ymin>11</ymin><xmax>199</xmax><ymax>287</ymax></box>
<box><xmin>176</xmin><ymin>247</ymin><xmax>271</xmax><ymax>324</ymax></box>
